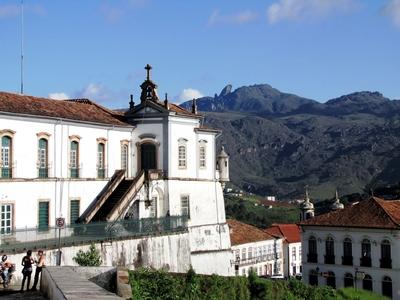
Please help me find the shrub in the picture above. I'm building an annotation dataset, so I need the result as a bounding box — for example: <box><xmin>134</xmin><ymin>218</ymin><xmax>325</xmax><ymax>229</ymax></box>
<box><xmin>73</xmin><ymin>243</ymin><xmax>102</xmax><ymax>266</ymax></box>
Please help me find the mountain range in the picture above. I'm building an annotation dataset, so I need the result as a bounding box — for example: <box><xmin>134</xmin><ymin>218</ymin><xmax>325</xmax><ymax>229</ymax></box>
<box><xmin>181</xmin><ymin>84</ymin><xmax>400</xmax><ymax>200</ymax></box>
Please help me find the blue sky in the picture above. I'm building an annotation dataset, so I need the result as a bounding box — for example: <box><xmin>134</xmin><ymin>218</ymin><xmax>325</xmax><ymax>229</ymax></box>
<box><xmin>1</xmin><ymin>0</ymin><xmax>400</xmax><ymax>108</ymax></box>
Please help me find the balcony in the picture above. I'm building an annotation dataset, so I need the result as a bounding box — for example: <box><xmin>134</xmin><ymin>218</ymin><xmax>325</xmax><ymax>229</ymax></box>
<box><xmin>380</xmin><ymin>258</ymin><xmax>392</xmax><ymax>269</ymax></box>
<box><xmin>360</xmin><ymin>256</ymin><xmax>372</xmax><ymax>267</ymax></box>
<box><xmin>324</xmin><ymin>254</ymin><xmax>335</xmax><ymax>264</ymax></box>
<box><xmin>307</xmin><ymin>253</ymin><xmax>318</xmax><ymax>263</ymax></box>
<box><xmin>342</xmin><ymin>256</ymin><xmax>353</xmax><ymax>266</ymax></box>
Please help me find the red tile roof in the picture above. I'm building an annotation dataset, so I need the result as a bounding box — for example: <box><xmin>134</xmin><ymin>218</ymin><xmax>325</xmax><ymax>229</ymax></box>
<box><xmin>0</xmin><ymin>92</ymin><xmax>129</xmax><ymax>126</ymax></box>
<box><xmin>227</xmin><ymin>219</ymin><xmax>275</xmax><ymax>246</ymax></box>
<box><xmin>300</xmin><ymin>197</ymin><xmax>400</xmax><ymax>230</ymax></box>
<box><xmin>168</xmin><ymin>103</ymin><xmax>200</xmax><ymax>117</ymax></box>
<box><xmin>265</xmin><ymin>224</ymin><xmax>301</xmax><ymax>243</ymax></box>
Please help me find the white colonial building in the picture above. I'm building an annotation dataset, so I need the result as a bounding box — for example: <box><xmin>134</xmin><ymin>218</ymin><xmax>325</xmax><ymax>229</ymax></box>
<box><xmin>227</xmin><ymin>219</ymin><xmax>284</xmax><ymax>277</ymax></box>
<box><xmin>265</xmin><ymin>224</ymin><xmax>302</xmax><ymax>278</ymax></box>
<box><xmin>300</xmin><ymin>196</ymin><xmax>399</xmax><ymax>299</ymax></box>
<box><xmin>0</xmin><ymin>64</ymin><xmax>233</xmax><ymax>275</ymax></box>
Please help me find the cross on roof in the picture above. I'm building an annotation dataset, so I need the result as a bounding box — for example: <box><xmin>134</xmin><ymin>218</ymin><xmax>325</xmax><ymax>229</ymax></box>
<box><xmin>145</xmin><ymin>64</ymin><xmax>152</xmax><ymax>80</ymax></box>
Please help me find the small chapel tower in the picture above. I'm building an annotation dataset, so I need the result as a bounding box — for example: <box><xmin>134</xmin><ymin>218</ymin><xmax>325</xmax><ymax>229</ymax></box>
<box><xmin>300</xmin><ymin>186</ymin><xmax>314</xmax><ymax>221</ymax></box>
<box><xmin>217</xmin><ymin>146</ymin><xmax>230</xmax><ymax>188</ymax></box>
<box><xmin>331</xmin><ymin>189</ymin><xmax>344</xmax><ymax>211</ymax></box>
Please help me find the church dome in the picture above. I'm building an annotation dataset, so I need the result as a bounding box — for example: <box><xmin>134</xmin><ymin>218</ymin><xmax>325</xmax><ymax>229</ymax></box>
<box><xmin>331</xmin><ymin>190</ymin><xmax>344</xmax><ymax>210</ymax></box>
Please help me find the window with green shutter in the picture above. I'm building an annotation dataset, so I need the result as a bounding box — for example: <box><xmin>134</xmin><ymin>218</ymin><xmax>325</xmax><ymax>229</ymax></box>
<box><xmin>1</xmin><ymin>136</ymin><xmax>12</xmax><ymax>178</ymax></box>
<box><xmin>38</xmin><ymin>201</ymin><xmax>49</xmax><ymax>230</ymax></box>
<box><xmin>70</xmin><ymin>199</ymin><xmax>80</xmax><ymax>224</ymax></box>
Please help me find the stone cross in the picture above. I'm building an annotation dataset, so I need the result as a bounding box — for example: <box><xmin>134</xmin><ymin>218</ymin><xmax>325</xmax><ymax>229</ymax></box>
<box><xmin>145</xmin><ymin>64</ymin><xmax>152</xmax><ymax>80</ymax></box>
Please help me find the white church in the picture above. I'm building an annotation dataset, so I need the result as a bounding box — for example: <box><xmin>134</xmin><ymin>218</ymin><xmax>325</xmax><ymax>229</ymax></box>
<box><xmin>0</xmin><ymin>64</ymin><xmax>233</xmax><ymax>275</ymax></box>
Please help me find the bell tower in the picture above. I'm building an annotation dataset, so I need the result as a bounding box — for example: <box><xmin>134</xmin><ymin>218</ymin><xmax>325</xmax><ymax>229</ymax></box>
<box><xmin>300</xmin><ymin>186</ymin><xmax>314</xmax><ymax>221</ymax></box>
<box><xmin>139</xmin><ymin>64</ymin><xmax>160</xmax><ymax>103</ymax></box>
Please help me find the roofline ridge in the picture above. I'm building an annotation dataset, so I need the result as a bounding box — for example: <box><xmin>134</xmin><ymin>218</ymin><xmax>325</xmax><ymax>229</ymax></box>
<box><xmin>373</xmin><ymin>197</ymin><xmax>400</xmax><ymax>227</ymax></box>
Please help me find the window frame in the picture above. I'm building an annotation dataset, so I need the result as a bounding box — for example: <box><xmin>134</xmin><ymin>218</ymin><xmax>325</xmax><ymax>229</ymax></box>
<box><xmin>0</xmin><ymin>203</ymin><xmax>14</xmax><ymax>234</ymax></box>
<box><xmin>69</xmin><ymin>137</ymin><xmax>80</xmax><ymax>178</ymax></box>
<box><xmin>198</xmin><ymin>140</ymin><xmax>207</xmax><ymax>169</ymax></box>
<box><xmin>180</xmin><ymin>194</ymin><xmax>190</xmax><ymax>218</ymax></box>
<box><xmin>0</xmin><ymin>131</ymin><xmax>14</xmax><ymax>179</ymax></box>
<box><xmin>120</xmin><ymin>141</ymin><xmax>129</xmax><ymax>176</ymax></box>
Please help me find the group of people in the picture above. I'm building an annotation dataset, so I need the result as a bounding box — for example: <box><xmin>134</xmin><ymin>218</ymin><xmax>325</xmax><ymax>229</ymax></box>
<box><xmin>0</xmin><ymin>249</ymin><xmax>45</xmax><ymax>291</ymax></box>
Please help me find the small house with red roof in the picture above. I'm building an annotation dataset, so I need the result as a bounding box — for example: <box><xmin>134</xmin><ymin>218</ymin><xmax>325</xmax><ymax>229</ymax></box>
<box><xmin>228</xmin><ymin>219</ymin><xmax>284</xmax><ymax>277</ymax></box>
<box><xmin>265</xmin><ymin>223</ymin><xmax>302</xmax><ymax>278</ymax></box>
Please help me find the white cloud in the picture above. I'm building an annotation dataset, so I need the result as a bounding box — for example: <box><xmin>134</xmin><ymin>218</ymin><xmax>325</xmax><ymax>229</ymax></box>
<box><xmin>75</xmin><ymin>83</ymin><xmax>112</xmax><ymax>103</ymax></box>
<box><xmin>0</xmin><ymin>4</ymin><xmax>20</xmax><ymax>18</ymax></box>
<box><xmin>0</xmin><ymin>4</ymin><xmax>45</xmax><ymax>19</ymax></box>
<box><xmin>267</xmin><ymin>0</ymin><xmax>357</xmax><ymax>24</ymax></box>
<box><xmin>208</xmin><ymin>10</ymin><xmax>258</xmax><ymax>26</ymax></box>
<box><xmin>48</xmin><ymin>92</ymin><xmax>69</xmax><ymax>100</ymax></box>
<box><xmin>99</xmin><ymin>4</ymin><xmax>124</xmax><ymax>23</ymax></box>
<box><xmin>178</xmin><ymin>88</ymin><xmax>204</xmax><ymax>102</ymax></box>
<box><xmin>382</xmin><ymin>0</ymin><xmax>400</xmax><ymax>27</ymax></box>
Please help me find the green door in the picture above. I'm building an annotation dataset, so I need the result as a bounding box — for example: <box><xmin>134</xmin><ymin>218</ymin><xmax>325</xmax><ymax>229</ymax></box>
<box><xmin>38</xmin><ymin>202</ymin><xmax>49</xmax><ymax>230</ymax></box>
<box><xmin>140</xmin><ymin>143</ymin><xmax>156</xmax><ymax>170</ymax></box>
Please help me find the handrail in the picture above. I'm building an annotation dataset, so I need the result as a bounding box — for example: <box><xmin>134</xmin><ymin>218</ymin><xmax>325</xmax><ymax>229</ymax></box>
<box><xmin>0</xmin><ymin>216</ymin><xmax>188</xmax><ymax>254</ymax></box>
<box><xmin>78</xmin><ymin>169</ymin><xmax>125</xmax><ymax>223</ymax></box>
<box><xmin>106</xmin><ymin>169</ymin><xmax>146</xmax><ymax>222</ymax></box>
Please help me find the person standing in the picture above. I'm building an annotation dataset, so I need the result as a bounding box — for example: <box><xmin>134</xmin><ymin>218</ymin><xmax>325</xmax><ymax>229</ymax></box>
<box><xmin>20</xmin><ymin>250</ymin><xmax>34</xmax><ymax>291</ymax></box>
<box><xmin>31</xmin><ymin>250</ymin><xmax>45</xmax><ymax>291</ymax></box>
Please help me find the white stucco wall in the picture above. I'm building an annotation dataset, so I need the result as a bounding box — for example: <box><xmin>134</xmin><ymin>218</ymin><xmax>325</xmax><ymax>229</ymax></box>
<box><xmin>301</xmin><ymin>226</ymin><xmax>400</xmax><ymax>299</ymax></box>
<box><xmin>7</xmin><ymin>232</ymin><xmax>191</xmax><ymax>283</ymax></box>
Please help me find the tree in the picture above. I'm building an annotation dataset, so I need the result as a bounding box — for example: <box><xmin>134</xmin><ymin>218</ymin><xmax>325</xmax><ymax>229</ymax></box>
<box><xmin>73</xmin><ymin>243</ymin><xmax>102</xmax><ymax>266</ymax></box>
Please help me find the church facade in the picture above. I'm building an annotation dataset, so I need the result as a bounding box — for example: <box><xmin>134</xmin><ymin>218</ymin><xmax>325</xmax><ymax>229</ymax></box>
<box><xmin>0</xmin><ymin>65</ymin><xmax>233</xmax><ymax>275</ymax></box>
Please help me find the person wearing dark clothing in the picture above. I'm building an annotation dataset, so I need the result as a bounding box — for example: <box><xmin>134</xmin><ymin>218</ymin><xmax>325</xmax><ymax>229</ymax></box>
<box><xmin>31</xmin><ymin>250</ymin><xmax>45</xmax><ymax>291</ymax></box>
<box><xmin>20</xmin><ymin>250</ymin><xmax>34</xmax><ymax>291</ymax></box>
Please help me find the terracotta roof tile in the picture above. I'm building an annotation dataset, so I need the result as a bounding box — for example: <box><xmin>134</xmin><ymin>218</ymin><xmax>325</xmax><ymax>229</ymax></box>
<box><xmin>168</xmin><ymin>103</ymin><xmax>200</xmax><ymax>117</ymax></box>
<box><xmin>265</xmin><ymin>224</ymin><xmax>301</xmax><ymax>243</ymax></box>
<box><xmin>300</xmin><ymin>196</ymin><xmax>400</xmax><ymax>229</ymax></box>
<box><xmin>227</xmin><ymin>219</ymin><xmax>275</xmax><ymax>246</ymax></box>
<box><xmin>0</xmin><ymin>92</ymin><xmax>129</xmax><ymax>126</ymax></box>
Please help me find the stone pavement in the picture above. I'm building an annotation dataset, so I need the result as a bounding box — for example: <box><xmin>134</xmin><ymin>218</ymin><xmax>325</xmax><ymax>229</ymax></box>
<box><xmin>42</xmin><ymin>267</ymin><xmax>122</xmax><ymax>300</ymax></box>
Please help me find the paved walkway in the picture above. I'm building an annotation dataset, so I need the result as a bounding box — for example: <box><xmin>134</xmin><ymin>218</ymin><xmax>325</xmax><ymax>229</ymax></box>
<box><xmin>44</xmin><ymin>267</ymin><xmax>122</xmax><ymax>300</ymax></box>
<box><xmin>0</xmin><ymin>288</ymin><xmax>45</xmax><ymax>300</ymax></box>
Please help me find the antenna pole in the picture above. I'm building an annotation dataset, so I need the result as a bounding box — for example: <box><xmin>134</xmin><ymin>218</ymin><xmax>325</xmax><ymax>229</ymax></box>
<box><xmin>20</xmin><ymin>0</ymin><xmax>24</xmax><ymax>94</ymax></box>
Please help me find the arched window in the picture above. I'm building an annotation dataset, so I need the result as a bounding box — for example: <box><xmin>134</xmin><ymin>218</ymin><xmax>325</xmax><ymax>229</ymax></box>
<box><xmin>309</xmin><ymin>270</ymin><xmax>318</xmax><ymax>286</ymax></box>
<box><xmin>380</xmin><ymin>239</ymin><xmax>392</xmax><ymax>268</ymax></box>
<box><xmin>363</xmin><ymin>274</ymin><xmax>373</xmax><ymax>291</ymax></box>
<box><xmin>342</xmin><ymin>237</ymin><xmax>353</xmax><ymax>265</ymax></box>
<box><xmin>38</xmin><ymin>138</ymin><xmax>48</xmax><ymax>178</ymax></box>
<box><xmin>70</xmin><ymin>140</ymin><xmax>79</xmax><ymax>178</ymax></box>
<box><xmin>344</xmin><ymin>273</ymin><xmax>354</xmax><ymax>288</ymax></box>
<box><xmin>1</xmin><ymin>135</ymin><xmax>12</xmax><ymax>178</ymax></box>
<box><xmin>307</xmin><ymin>236</ymin><xmax>317</xmax><ymax>263</ymax></box>
<box><xmin>121</xmin><ymin>143</ymin><xmax>129</xmax><ymax>175</ymax></box>
<box><xmin>199</xmin><ymin>141</ymin><xmax>207</xmax><ymax>168</ymax></box>
<box><xmin>361</xmin><ymin>239</ymin><xmax>371</xmax><ymax>267</ymax></box>
<box><xmin>382</xmin><ymin>276</ymin><xmax>392</xmax><ymax>298</ymax></box>
<box><xmin>97</xmin><ymin>143</ymin><xmax>105</xmax><ymax>178</ymax></box>
<box><xmin>326</xmin><ymin>271</ymin><xmax>336</xmax><ymax>289</ymax></box>
<box><xmin>325</xmin><ymin>237</ymin><xmax>335</xmax><ymax>264</ymax></box>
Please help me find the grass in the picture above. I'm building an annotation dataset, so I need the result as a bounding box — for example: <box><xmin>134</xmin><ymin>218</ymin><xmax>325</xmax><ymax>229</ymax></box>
<box><xmin>337</xmin><ymin>287</ymin><xmax>389</xmax><ymax>300</ymax></box>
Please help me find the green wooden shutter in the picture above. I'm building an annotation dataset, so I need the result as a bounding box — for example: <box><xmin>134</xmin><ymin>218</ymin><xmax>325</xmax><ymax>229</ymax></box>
<box><xmin>38</xmin><ymin>202</ymin><xmax>49</xmax><ymax>230</ymax></box>
<box><xmin>70</xmin><ymin>200</ymin><xmax>80</xmax><ymax>224</ymax></box>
